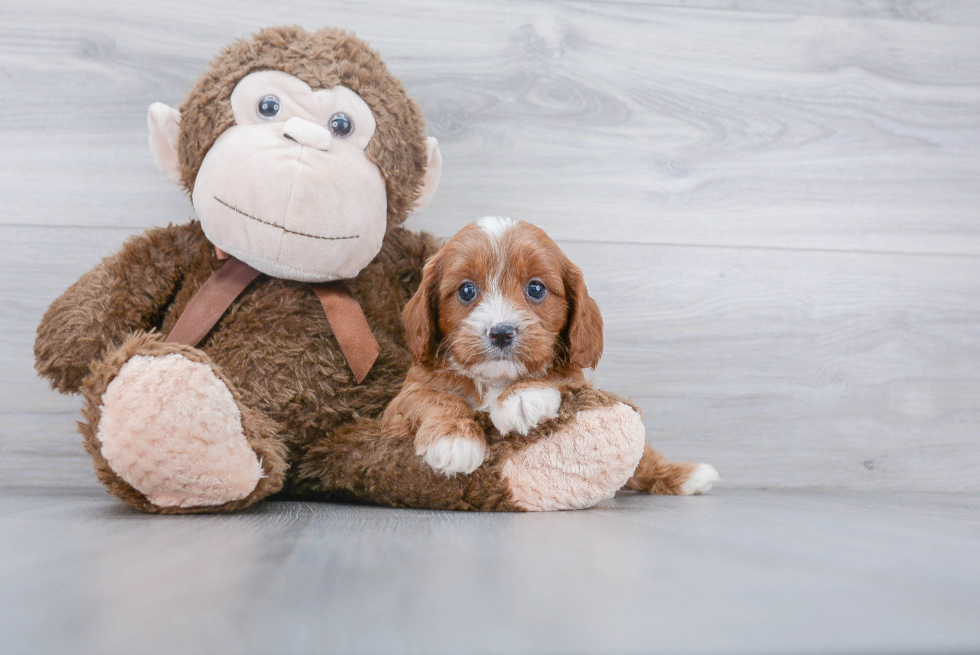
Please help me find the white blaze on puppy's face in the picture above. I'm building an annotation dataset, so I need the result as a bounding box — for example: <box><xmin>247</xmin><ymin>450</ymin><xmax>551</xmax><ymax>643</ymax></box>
<box><xmin>476</xmin><ymin>215</ymin><xmax>517</xmax><ymax>242</ymax></box>
<box><xmin>461</xmin><ymin>217</ymin><xmax>528</xmax><ymax>381</ymax></box>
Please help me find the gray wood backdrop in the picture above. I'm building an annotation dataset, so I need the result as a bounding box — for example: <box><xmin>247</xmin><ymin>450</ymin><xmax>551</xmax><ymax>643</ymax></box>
<box><xmin>2</xmin><ymin>0</ymin><xmax>978</xmax><ymax>491</ymax></box>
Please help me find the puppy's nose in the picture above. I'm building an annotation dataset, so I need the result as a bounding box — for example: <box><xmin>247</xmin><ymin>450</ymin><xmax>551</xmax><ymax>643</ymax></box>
<box><xmin>488</xmin><ymin>324</ymin><xmax>518</xmax><ymax>348</ymax></box>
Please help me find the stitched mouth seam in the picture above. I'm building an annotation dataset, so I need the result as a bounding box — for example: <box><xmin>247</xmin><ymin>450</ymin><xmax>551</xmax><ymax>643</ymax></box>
<box><xmin>214</xmin><ymin>197</ymin><xmax>359</xmax><ymax>241</ymax></box>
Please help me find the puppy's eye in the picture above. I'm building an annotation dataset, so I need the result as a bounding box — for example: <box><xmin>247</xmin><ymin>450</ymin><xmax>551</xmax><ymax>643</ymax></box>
<box><xmin>257</xmin><ymin>95</ymin><xmax>281</xmax><ymax>119</ymax></box>
<box><xmin>526</xmin><ymin>280</ymin><xmax>547</xmax><ymax>301</ymax></box>
<box><xmin>457</xmin><ymin>281</ymin><xmax>478</xmax><ymax>303</ymax></box>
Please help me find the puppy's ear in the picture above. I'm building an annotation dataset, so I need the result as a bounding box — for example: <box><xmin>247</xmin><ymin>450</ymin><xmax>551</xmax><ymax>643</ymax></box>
<box><xmin>562</xmin><ymin>259</ymin><xmax>604</xmax><ymax>369</ymax></box>
<box><xmin>403</xmin><ymin>250</ymin><xmax>444</xmax><ymax>363</ymax></box>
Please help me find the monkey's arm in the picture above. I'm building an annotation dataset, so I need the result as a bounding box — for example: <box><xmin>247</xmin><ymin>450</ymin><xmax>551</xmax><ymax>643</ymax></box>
<box><xmin>35</xmin><ymin>222</ymin><xmax>209</xmax><ymax>394</ymax></box>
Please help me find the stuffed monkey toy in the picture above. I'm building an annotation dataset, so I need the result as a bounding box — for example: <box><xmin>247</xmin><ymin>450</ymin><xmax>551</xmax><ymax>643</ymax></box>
<box><xmin>34</xmin><ymin>26</ymin><xmax>712</xmax><ymax>514</ymax></box>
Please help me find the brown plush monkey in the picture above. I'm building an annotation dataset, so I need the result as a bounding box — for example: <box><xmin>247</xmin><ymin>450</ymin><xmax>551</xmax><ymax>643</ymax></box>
<box><xmin>34</xmin><ymin>26</ymin><xmax>706</xmax><ymax>514</ymax></box>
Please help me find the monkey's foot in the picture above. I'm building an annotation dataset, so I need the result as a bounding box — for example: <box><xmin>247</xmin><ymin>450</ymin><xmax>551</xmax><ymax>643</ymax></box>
<box><xmin>97</xmin><ymin>353</ymin><xmax>263</xmax><ymax>508</ymax></box>
<box><xmin>501</xmin><ymin>402</ymin><xmax>645</xmax><ymax>511</ymax></box>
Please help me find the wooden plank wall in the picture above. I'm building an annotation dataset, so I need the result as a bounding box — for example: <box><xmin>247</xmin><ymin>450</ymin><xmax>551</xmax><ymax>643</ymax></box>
<box><xmin>2</xmin><ymin>0</ymin><xmax>978</xmax><ymax>490</ymax></box>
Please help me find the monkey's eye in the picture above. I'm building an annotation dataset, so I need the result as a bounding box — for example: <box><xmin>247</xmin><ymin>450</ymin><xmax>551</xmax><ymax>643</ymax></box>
<box><xmin>526</xmin><ymin>280</ymin><xmax>547</xmax><ymax>302</ymax></box>
<box><xmin>257</xmin><ymin>95</ymin><xmax>281</xmax><ymax>120</ymax></box>
<box><xmin>457</xmin><ymin>281</ymin><xmax>478</xmax><ymax>303</ymax></box>
<box><xmin>328</xmin><ymin>112</ymin><xmax>353</xmax><ymax>137</ymax></box>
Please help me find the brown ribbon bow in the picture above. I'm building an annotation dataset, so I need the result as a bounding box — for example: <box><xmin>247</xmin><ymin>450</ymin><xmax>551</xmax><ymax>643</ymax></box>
<box><xmin>165</xmin><ymin>256</ymin><xmax>380</xmax><ymax>383</ymax></box>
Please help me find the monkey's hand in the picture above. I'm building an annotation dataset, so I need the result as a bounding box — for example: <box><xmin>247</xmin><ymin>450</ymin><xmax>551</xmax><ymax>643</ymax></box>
<box><xmin>35</xmin><ymin>222</ymin><xmax>207</xmax><ymax>394</ymax></box>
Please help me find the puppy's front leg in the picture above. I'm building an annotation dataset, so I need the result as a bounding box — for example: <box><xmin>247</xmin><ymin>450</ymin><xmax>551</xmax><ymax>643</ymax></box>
<box><xmin>386</xmin><ymin>373</ymin><xmax>489</xmax><ymax>477</ymax></box>
<box><xmin>403</xmin><ymin>384</ymin><xmax>488</xmax><ymax>476</ymax></box>
<box><xmin>415</xmin><ymin>414</ymin><xmax>487</xmax><ymax>477</ymax></box>
<box><xmin>490</xmin><ymin>381</ymin><xmax>562</xmax><ymax>436</ymax></box>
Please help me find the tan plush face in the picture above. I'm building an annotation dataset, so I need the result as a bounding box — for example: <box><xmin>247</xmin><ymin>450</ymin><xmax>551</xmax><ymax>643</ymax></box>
<box><xmin>189</xmin><ymin>71</ymin><xmax>387</xmax><ymax>282</ymax></box>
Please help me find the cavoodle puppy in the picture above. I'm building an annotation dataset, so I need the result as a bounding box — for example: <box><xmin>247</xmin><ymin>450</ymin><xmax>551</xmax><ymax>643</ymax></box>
<box><xmin>384</xmin><ymin>216</ymin><xmax>719</xmax><ymax>495</ymax></box>
<box><xmin>384</xmin><ymin>216</ymin><xmax>601</xmax><ymax>475</ymax></box>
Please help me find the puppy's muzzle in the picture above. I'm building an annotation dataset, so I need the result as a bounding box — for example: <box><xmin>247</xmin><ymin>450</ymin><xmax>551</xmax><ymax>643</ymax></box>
<box><xmin>488</xmin><ymin>323</ymin><xmax>518</xmax><ymax>349</ymax></box>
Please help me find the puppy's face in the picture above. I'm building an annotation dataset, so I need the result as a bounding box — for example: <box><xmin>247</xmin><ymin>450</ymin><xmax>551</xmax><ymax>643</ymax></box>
<box><xmin>404</xmin><ymin>217</ymin><xmax>603</xmax><ymax>382</ymax></box>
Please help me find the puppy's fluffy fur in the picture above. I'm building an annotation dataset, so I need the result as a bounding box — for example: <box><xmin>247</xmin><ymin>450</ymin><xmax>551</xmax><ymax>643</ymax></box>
<box><xmin>385</xmin><ymin>217</ymin><xmax>719</xmax><ymax>495</ymax></box>
<box><xmin>383</xmin><ymin>217</ymin><xmax>601</xmax><ymax>475</ymax></box>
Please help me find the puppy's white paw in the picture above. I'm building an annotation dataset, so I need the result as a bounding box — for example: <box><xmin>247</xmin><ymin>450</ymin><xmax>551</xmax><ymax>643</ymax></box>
<box><xmin>419</xmin><ymin>436</ymin><xmax>487</xmax><ymax>476</ymax></box>
<box><xmin>491</xmin><ymin>386</ymin><xmax>562</xmax><ymax>436</ymax></box>
<box><xmin>680</xmin><ymin>464</ymin><xmax>720</xmax><ymax>495</ymax></box>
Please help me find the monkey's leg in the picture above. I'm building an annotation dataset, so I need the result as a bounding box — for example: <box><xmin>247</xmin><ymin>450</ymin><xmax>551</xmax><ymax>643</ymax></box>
<box><xmin>293</xmin><ymin>415</ymin><xmax>516</xmax><ymax>510</ymax></box>
<box><xmin>294</xmin><ymin>387</ymin><xmax>649</xmax><ymax>512</ymax></box>
<box><xmin>623</xmin><ymin>444</ymin><xmax>720</xmax><ymax>496</ymax></box>
<box><xmin>80</xmin><ymin>332</ymin><xmax>288</xmax><ymax>514</ymax></box>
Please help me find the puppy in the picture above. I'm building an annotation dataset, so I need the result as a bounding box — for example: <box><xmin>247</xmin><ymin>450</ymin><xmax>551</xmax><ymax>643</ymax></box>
<box><xmin>384</xmin><ymin>217</ymin><xmax>598</xmax><ymax>475</ymax></box>
<box><xmin>385</xmin><ymin>217</ymin><xmax>719</xmax><ymax>494</ymax></box>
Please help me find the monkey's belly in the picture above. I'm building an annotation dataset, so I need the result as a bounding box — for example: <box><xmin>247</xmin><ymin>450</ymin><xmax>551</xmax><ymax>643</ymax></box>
<box><xmin>192</xmin><ymin>280</ymin><xmax>411</xmax><ymax>445</ymax></box>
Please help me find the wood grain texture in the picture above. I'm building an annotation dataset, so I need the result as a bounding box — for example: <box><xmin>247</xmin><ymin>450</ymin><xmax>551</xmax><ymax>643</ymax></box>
<box><xmin>1</xmin><ymin>413</ymin><xmax>93</xmax><ymax>489</ymax></box>
<box><xmin>2</xmin><ymin>1</ymin><xmax>980</xmax><ymax>254</ymax></box>
<box><xmin>1</xmin><ymin>489</ymin><xmax>979</xmax><ymax>654</ymax></box>
<box><xmin>1</xmin><ymin>1</ymin><xmax>978</xmax><ymax>491</ymax></box>
<box><xmin>595</xmin><ymin>1</ymin><xmax>980</xmax><ymax>26</ymax></box>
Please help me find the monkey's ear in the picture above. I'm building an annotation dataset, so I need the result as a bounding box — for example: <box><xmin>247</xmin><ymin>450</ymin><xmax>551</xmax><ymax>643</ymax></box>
<box><xmin>147</xmin><ymin>102</ymin><xmax>182</xmax><ymax>185</ymax></box>
<box><xmin>411</xmin><ymin>136</ymin><xmax>442</xmax><ymax>213</ymax></box>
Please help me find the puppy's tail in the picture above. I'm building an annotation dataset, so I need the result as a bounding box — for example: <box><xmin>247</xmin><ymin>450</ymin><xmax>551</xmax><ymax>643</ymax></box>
<box><xmin>623</xmin><ymin>444</ymin><xmax>719</xmax><ymax>496</ymax></box>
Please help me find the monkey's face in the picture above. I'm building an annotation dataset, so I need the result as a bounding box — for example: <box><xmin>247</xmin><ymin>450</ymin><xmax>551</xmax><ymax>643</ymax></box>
<box><xmin>148</xmin><ymin>28</ymin><xmax>442</xmax><ymax>282</ymax></box>
<box><xmin>190</xmin><ymin>71</ymin><xmax>388</xmax><ymax>282</ymax></box>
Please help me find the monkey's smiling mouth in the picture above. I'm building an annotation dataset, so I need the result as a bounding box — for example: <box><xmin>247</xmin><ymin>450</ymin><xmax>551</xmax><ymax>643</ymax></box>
<box><xmin>214</xmin><ymin>197</ymin><xmax>360</xmax><ymax>241</ymax></box>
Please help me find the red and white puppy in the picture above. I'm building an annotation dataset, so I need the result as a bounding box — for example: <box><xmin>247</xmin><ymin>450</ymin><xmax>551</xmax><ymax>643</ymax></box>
<box><xmin>384</xmin><ymin>216</ymin><xmax>603</xmax><ymax>475</ymax></box>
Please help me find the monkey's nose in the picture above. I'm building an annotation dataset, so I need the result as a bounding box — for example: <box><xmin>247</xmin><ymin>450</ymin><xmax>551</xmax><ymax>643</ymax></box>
<box><xmin>282</xmin><ymin>117</ymin><xmax>332</xmax><ymax>151</ymax></box>
<box><xmin>488</xmin><ymin>324</ymin><xmax>518</xmax><ymax>349</ymax></box>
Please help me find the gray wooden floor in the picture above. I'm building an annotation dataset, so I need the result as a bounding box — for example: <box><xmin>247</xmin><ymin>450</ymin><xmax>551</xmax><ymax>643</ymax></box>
<box><xmin>3</xmin><ymin>2</ymin><xmax>980</xmax><ymax>653</ymax></box>
<box><xmin>2</xmin><ymin>488</ymin><xmax>979</xmax><ymax>655</ymax></box>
